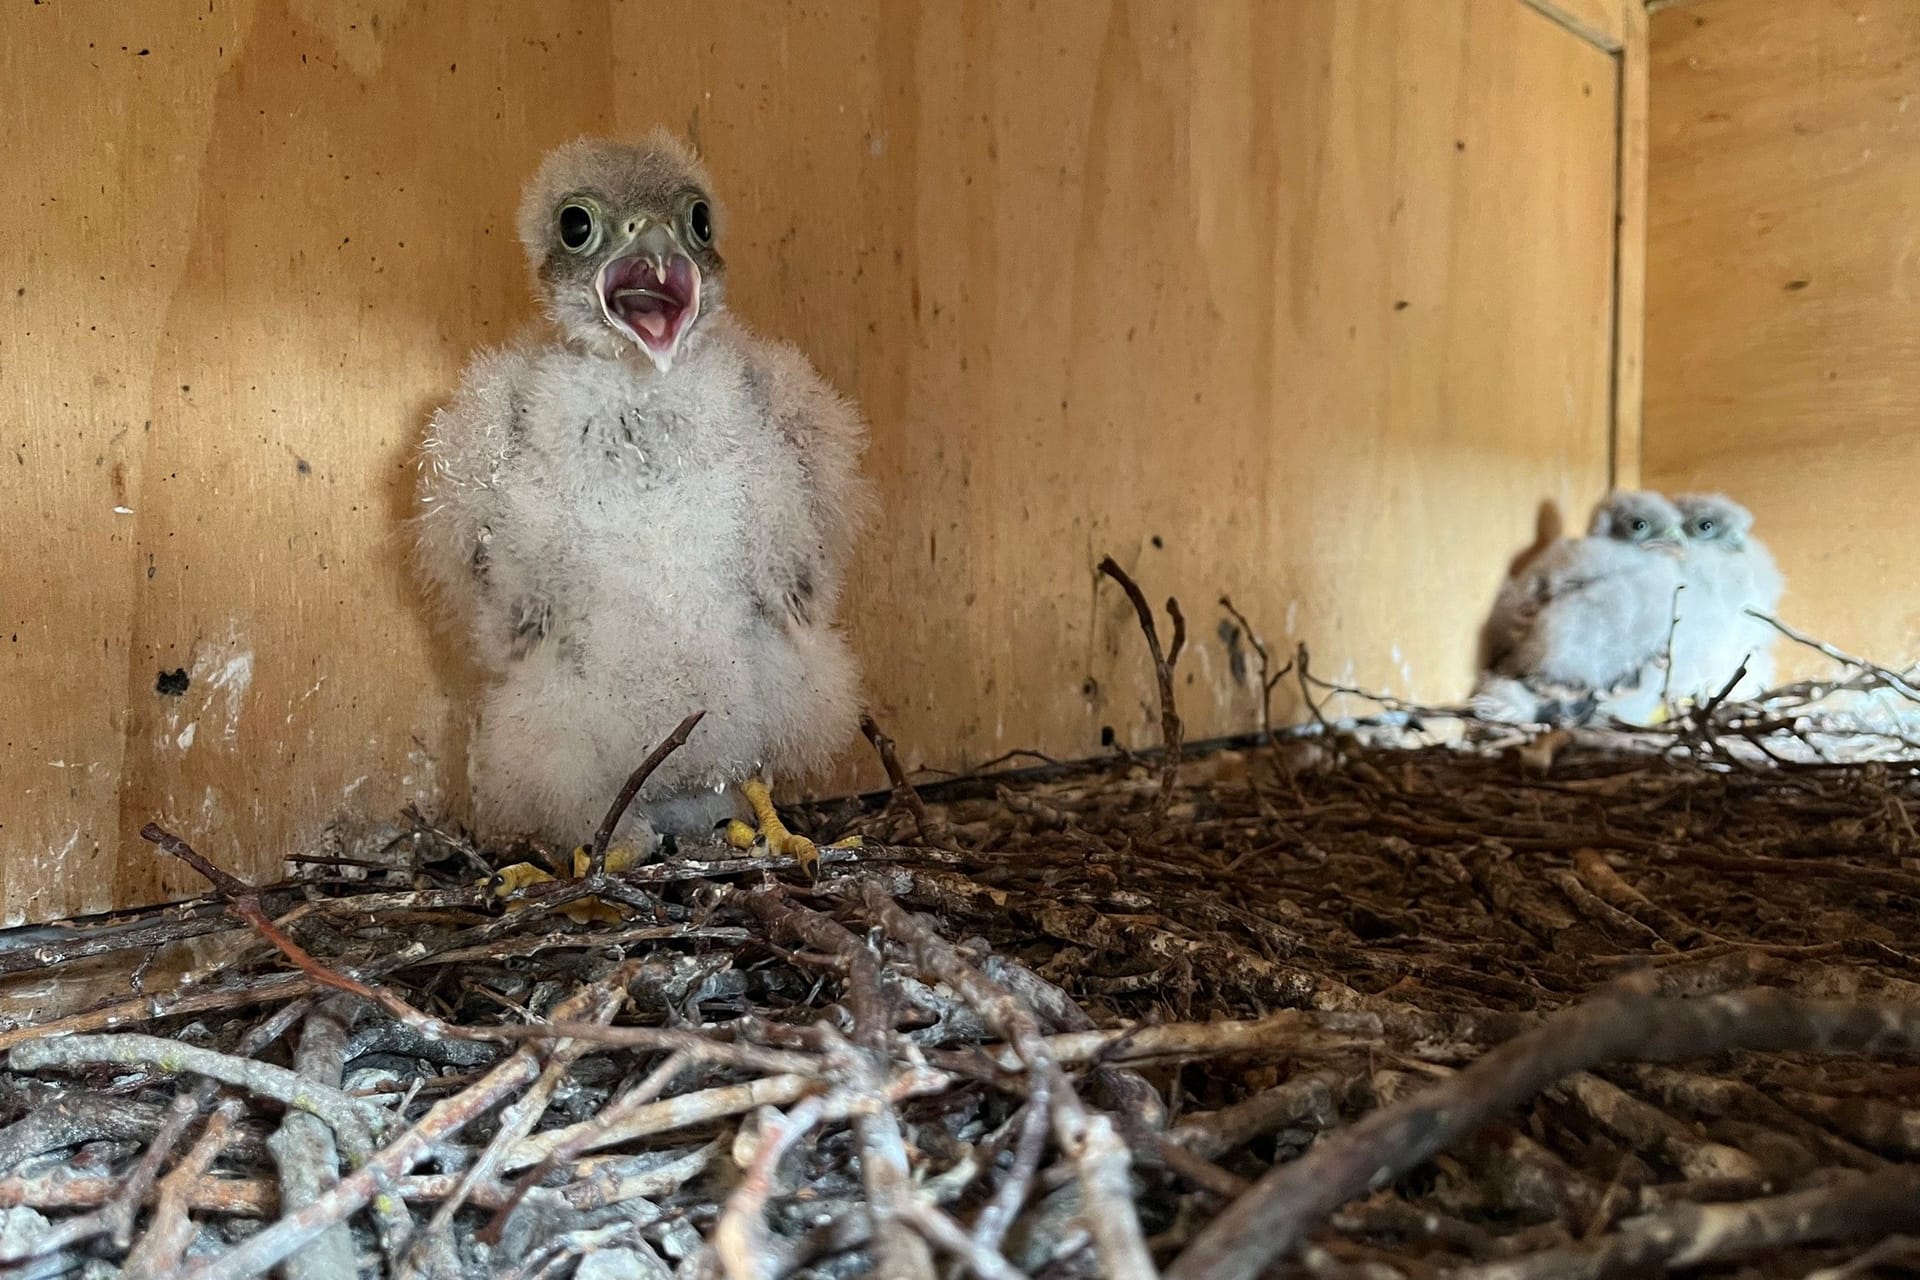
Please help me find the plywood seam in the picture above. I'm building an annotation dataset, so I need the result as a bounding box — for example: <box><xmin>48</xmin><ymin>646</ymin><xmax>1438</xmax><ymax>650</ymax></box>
<box><xmin>1519</xmin><ymin>0</ymin><xmax>1625</xmax><ymax>52</ymax></box>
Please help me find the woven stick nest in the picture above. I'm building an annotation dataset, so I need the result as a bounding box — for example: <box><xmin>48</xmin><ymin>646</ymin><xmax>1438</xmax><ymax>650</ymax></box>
<box><xmin>2</xmin><ymin>569</ymin><xmax>1918</xmax><ymax>1280</ymax></box>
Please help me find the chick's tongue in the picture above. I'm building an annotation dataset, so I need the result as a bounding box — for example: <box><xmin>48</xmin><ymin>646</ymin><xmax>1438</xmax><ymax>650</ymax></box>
<box><xmin>634</xmin><ymin>310</ymin><xmax>667</xmax><ymax>339</ymax></box>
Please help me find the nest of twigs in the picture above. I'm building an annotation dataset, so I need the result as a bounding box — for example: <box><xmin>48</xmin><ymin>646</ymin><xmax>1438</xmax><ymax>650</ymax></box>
<box><xmin>0</xmin><ymin>718</ymin><xmax>1917</xmax><ymax>1279</ymax></box>
<box><xmin>3</xmin><ymin>569</ymin><xmax>1919</xmax><ymax>1280</ymax></box>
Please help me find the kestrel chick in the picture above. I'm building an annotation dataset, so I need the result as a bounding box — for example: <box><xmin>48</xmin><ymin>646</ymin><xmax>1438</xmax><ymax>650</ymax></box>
<box><xmin>1473</xmin><ymin>491</ymin><xmax>1686</xmax><ymax>726</ymax></box>
<box><xmin>414</xmin><ymin>130</ymin><xmax>872</xmax><ymax>882</ymax></box>
<box><xmin>1672</xmin><ymin>493</ymin><xmax>1783</xmax><ymax>701</ymax></box>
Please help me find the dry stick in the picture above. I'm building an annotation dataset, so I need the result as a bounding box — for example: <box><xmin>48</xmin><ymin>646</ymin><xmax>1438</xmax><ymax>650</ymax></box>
<box><xmin>122</xmin><ymin>1097</ymin><xmax>244</xmax><ymax>1277</ymax></box>
<box><xmin>1752</xmin><ymin>609</ymin><xmax>1920</xmax><ymax>704</ymax></box>
<box><xmin>0</xmin><ymin>1172</ymin><xmax>276</xmax><ymax>1218</ymax></box>
<box><xmin>586</xmin><ymin>708</ymin><xmax>706</xmax><ymax>876</ymax></box>
<box><xmin>861</xmin><ymin>712</ymin><xmax>941</xmax><ymax>845</ymax></box>
<box><xmin>1447</xmin><ymin>1170</ymin><xmax>1920</xmax><ymax>1280</ymax></box>
<box><xmin>925</xmin><ymin>1009</ymin><xmax>1380</xmax><ymax>1075</ymax></box>
<box><xmin>1570</xmin><ymin>849</ymin><xmax>1711</xmax><ymax>950</ymax></box>
<box><xmin>1294</xmin><ymin>642</ymin><xmax>1338</xmax><ymax>738</ymax></box>
<box><xmin>0</xmin><ymin>970</ymin><xmax>314</xmax><ymax>1054</ymax></box>
<box><xmin>1218</xmin><ymin>595</ymin><xmax>1292</xmax><ymax>744</ymax></box>
<box><xmin>741</xmin><ymin>889</ymin><xmax>935</xmax><ymax>1280</ymax></box>
<box><xmin>143</xmin><ymin>823</ymin><xmax>460</xmax><ymax>1037</ymax></box>
<box><xmin>502</xmin><ymin>1064</ymin><xmax>947</xmax><ymax>1176</ymax></box>
<box><xmin>266</xmin><ymin>998</ymin><xmax>359</xmax><ymax>1280</ymax></box>
<box><xmin>1098</xmin><ymin>555</ymin><xmax>1184</xmax><ymax>820</ymax></box>
<box><xmin>481</xmin><ymin>1050</ymin><xmax>691</xmax><ymax>1238</ymax></box>
<box><xmin>403</xmin><ymin>967</ymin><xmax>636</xmax><ymax>1273</ymax></box>
<box><xmin>144</xmin><ymin>823</ymin><xmax>814</xmax><ymax>1072</ymax></box>
<box><xmin>9</xmin><ymin>1033</ymin><xmax>387</xmax><ymax>1144</ymax></box>
<box><xmin>710</xmin><ymin>1093</ymin><xmax>832</xmax><ymax>1280</ymax></box>
<box><xmin>1658</xmin><ymin>583</ymin><xmax>1685</xmax><ymax>712</ymax></box>
<box><xmin>0</xmin><ymin>1093</ymin><xmax>200</xmax><ymax>1265</ymax></box>
<box><xmin>900</xmin><ymin>1198</ymin><xmax>1035</xmax><ymax>1280</ymax></box>
<box><xmin>166</xmin><ymin>1047</ymin><xmax>546</xmax><ymax>1280</ymax></box>
<box><xmin>860</xmin><ymin>881</ymin><xmax>1159</xmax><ymax>1280</ymax></box>
<box><xmin>974</xmin><ymin>1077</ymin><xmax>1051</xmax><ymax>1256</ymax></box>
<box><xmin>1164</xmin><ymin>977</ymin><xmax>1920</xmax><ymax>1280</ymax></box>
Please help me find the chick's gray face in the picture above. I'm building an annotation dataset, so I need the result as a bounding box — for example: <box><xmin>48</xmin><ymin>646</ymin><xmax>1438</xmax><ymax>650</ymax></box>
<box><xmin>1589</xmin><ymin>492</ymin><xmax>1684</xmax><ymax>553</ymax></box>
<box><xmin>1676</xmin><ymin>494</ymin><xmax>1753</xmax><ymax>552</ymax></box>
<box><xmin>520</xmin><ymin>135</ymin><xmax>726</xmax><ymax>370</ymax></box>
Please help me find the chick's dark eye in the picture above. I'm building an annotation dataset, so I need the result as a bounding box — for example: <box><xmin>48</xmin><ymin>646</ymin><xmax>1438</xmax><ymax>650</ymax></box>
<box><xmin>558</xmin><ymin>203</ymin><xmax>595</xmax><ymax>251</ymax></box>
<box><xmin>687</xmin><ymin>200</ymin><xmax>713</xmax><ymax>247</ymax></box>
<box><xmin>1631</xmin><ymin>519</ymin><xmax>1648</xmax><ymax>533</ymax></box>
<box><xmin>1696</xmin><ymin>519</ymin><xmax>1715</xmax><ymax>534</ymax></box>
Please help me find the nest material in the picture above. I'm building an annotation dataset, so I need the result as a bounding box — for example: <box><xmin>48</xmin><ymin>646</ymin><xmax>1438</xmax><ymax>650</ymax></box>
<box><xmin>3</xmin><ymin>564</ymin><xmax>1919</xmax><ymax>1279</ymax></box>
<box><xmin>0</xmin><ymin>724</ymin><xmax>1918</xmax><ymax>1279</ymax></box>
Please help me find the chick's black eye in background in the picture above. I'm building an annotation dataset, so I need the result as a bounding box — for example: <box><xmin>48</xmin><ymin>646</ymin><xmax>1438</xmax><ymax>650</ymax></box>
<box><xmin>687</xmin><ymin>200</ymin><xmax>713</xmax><ymax>246</ymax></box>
<box><xmin>1631</xmin><ymin>519</ymin><xmax>1648</xmax><ymax>532</ymax></box>
<box><xmin>558</xmin><ymin>203</ymin><xmax>594</xmax><ymax>251</ymax></box>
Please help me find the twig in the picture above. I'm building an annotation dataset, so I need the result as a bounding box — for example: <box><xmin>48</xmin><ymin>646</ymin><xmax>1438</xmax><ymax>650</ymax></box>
<box><xmin>902</xmin><ymin>1198</ymin><xmax>1035</xmax><ymax>1280</ymax></box>
<box><xmin>10</xmin><ymin>1033</ymin><xmax>387</xmax><ymax>1145</ymax></box>
<box><xmin>1447</xmin><ymin>1170</ymin><xmax>1920</xmax><ymax>1280</ymax></box>
<box><xmin>168</xmin><ymin>1046</ymin><xmax>544</xmax><ymax>1280</ymax></box>
<box><xmin>267</xmin><ymin>998</ymin><xmax>359</xmax><ymax>1280</ymax></box>
<box><xmin>1751</xmin><ymin>610</ymin><xmax>1920</xmax><ymax>704</ymax></box>
<box><xmin>1659</xmin><ymin>583</ymin><xmax>1684</xmax><ymax>713</ymax></box>
<box><xmin>1219</xmin><ymin>595</ymin><xmax>1292</xmax><ymax>744</ymax></box>
<box><xmin>1294</xmin><ymin>642</ymin><xmax>1338</xmax><ymax>737</ymax></box>
<box><xmin>482</xmin><ymin>1051</ymin><xmax>692</xmax><ymax>1236</ymax></box>
<box><xmin>1166</xmin><ymin>977</ymin><xmax>1920</xmax><ymax>1280</ymax></box>
<box><xmin>587</xmin><ymin>709</ymin><xmax>707</xmax><ymax>876</ymax></box>
<box><xmin>407</xmin><ymin>963</ymin><xmax>637</xmax><ymax>1268</ymax></box>
<box><xmin>122</xmin><ymin>1097</ymin><xmax>243</xmax><ymax>1276</ymax></box>
<box><xmin>1098</xmin><ymin>556</ymin><xmax>1184</xmax><ymax>820</ymax></box>
<box><xmin>861</xmin><ymin>880</ymin><xmax>1159</xmax><ymax>1280</ymax></box>
<box><xmin>862</xmin><ymin>712</ymin><xmax>941</xmax><ymax>845</ymax></box>
<box><xmin>710</xmin><ymin>1093</ymin><xmax>831</xmax><ymax>1280</ymax></box>
<box><xmin>0</xmin><ymin>1093</ymin><xmax>199</xmax><ymax>1264</ymax></box>
<box><xmin>740</xmin><ymin>888</ymin><xmax>934</xmax><ymax>1278</ymax></box>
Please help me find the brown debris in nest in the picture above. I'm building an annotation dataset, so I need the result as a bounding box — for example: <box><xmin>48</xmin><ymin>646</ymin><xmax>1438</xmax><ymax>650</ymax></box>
<box><xmin>1</xmin><ymin>613</ymin><xmax>1918</xmax><ymax>1277</ymax></box>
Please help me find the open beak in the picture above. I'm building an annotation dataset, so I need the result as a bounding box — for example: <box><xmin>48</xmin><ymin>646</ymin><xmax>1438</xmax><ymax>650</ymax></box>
<box><xmin>595</xmin><ymin>221</ymin><xmax>701</xmax><ymax>373</ymax></box>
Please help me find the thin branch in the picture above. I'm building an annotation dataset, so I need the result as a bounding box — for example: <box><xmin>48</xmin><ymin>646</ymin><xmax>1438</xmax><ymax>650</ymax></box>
<box><xmin>172</xmin><ymin>1047</ymin><xmax>546</xmax><ymax>1280</ymax></box>
<box><xmin>587</xmin><ymin>709</ymin><xmax>707</xmax><ymax>876</ymax></box>
<box><xmin>1219</xmin><ymin>595</ymin><xmax>1292</xmax><ymax>744</ymax></box>
<box><xmin>1166</xmin><ymin>978</ymin><xmax>1920</xmax><ymax>1280</ymax></box>
<box><xmin>861</xmin><ymin>880</ymin><xmax>1159</xmax><ymax>1280</ymax></box>
<box><xmin>1751</xmin><ymin>610</ymin><xmax>1920</xmax><ymax>703</ymax></box>
<box><xmin>1098</xmin><ymin>555</ymin><xmax>1184</xmax><ymax>819</ymax></box>
<box><xmin>861</xmin><ymin>712</ymin><xmax>941</xmax><ymax>845</ymax></box>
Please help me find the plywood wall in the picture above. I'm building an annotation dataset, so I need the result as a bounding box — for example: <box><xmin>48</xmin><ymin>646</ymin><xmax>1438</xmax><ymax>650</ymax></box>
<box><xmin>1645</xmin><ymin>0</ymin><xmax>1920</xmax><ymax>673</ymax></box>
<box><xmin>2</xmin><ymin>0</ymin><xmax>1628</xmax><ymax>923</ymax></box>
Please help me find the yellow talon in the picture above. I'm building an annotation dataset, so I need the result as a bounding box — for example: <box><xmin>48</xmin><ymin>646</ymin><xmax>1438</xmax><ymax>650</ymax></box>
<box><xmin>480</xmin><ymin>843</ymin><xmax>646</xmax><ymax>924</ymax></box>
<box><xmin>724</xmin><ymin>778</ymin><xmax>862</xmax><ymax>878</ymax></box>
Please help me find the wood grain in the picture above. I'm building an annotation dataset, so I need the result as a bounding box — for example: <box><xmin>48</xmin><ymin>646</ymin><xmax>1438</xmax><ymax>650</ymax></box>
<box><xmin>1644</xmin><ymin>0</ymin><xmax>1920</xmax><ymax>675</ymax></box>
<box><xmin>1</xmin><ymin>0</ymin><xmax>1623</xmax><ymax>922</ymax></box>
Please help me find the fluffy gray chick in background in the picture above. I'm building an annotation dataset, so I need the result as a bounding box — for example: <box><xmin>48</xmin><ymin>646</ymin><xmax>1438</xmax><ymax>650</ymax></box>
<box><xmin>414</xmin><ymin>130</ymin><xmax>872</xmax><ymax>880</ymax></box>
<box><xmin>1473</xmin><ymin>491</ymin><xmax>1686</xmax><ymax>726</ymax></box>
<box><xmin>1672</xmin><ymin>493</ymin><xmax>1783</xmax><ymax>701</ymax></box>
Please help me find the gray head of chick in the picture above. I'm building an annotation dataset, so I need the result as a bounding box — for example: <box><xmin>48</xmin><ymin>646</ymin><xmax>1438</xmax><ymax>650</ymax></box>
<box><xmin>517</xmin><ymin>129</ymin><xmax>726</xmax><ymax>370</ymax></box>
<box><xmin>1586</xmin><ymin>490</ymin><xmax>1684</xmax><ymax>551</ymax></box>
<box><xmin>1674</xmin><ymin>493</ymin><xmax>1756</xmax><ymax>552</ymax></box>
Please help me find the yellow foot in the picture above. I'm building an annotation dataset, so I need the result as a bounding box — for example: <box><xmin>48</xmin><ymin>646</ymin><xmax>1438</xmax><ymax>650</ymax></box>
<box><xmin>479</xmin><ymin>842</ymin><xmax>647</xmax><ymax>924</ymax></box>
<box><xmin>722</xmin><ymin>777</ymin><xmax>861</xmax><ymax>878</ymax></box>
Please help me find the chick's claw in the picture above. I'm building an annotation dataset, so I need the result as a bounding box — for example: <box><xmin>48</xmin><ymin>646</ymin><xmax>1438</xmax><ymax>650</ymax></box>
<box><xmin>479</xmin><ymin>843</ymin><xmax>646</xmax><ymax>924</ymax></box>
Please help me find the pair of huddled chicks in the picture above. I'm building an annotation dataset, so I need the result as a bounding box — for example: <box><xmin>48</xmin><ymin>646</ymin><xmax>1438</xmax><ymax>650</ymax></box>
<box><xmin>413</xmin><ymin>131</ymin><xmax>869</xmax><ymax>896</ymax></box>
<box><xmin>1474</xmin><ymin>491</ymin><xmax>1783</xmax><ymax>726</ymax></box>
